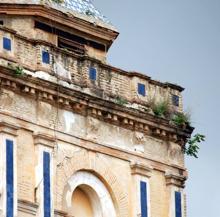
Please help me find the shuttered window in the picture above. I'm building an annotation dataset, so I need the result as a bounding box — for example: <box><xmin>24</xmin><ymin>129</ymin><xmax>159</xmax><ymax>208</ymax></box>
<box><xmin>3</xmin><ymin>37</ymin><xmax>11</xmax><ymax>51</ymax></box>
<box><xmin>6</xmin><ymin>139</ymin><xmax>14</xmax><ymax>217</ymax></box>
<box><xmin>140</xmin><ymin>181</ymin><xmax>148</xmax><ymax>217</ymax></box>
<box><xmin>172</xmin><ymin>95</ymin><xmax>180</xmax><ymax>107</ymax></box>
<box><xmin>89</xmin><ymin>67</ymin><xmax>97</xmax><ymax>80</ymax></box>
<box><xmin>175</xmin><ymin>191</ymin><xmax>182</xmax><ymax>217</ymax></box>
<box><xmin>138</xmin><ymin>83</ymin><xmax>146</xmax><ymax>96</ymax></box>
<box><xmin>42</xmin><ymin>51</ymin><xmax>50</xmax><ymax>64</ymax></box>
<box><xmin>43</xmin><ymin>151</ymin><xmax>51</xmax><ymax>217</ymax></box>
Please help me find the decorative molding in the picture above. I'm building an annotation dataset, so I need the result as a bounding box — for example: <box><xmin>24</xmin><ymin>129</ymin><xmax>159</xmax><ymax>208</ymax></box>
<box><xmin>0</xmin><ymin>121</ymin><xmax>19</xmax><ymax>136</ymax></box>
<box><xmin>33</xmin><ymin>133</ymin><xmax>56</xmax><ymax>148</ymax></box>
<box><xmin>0</xmin><ymin>67</ymin><xmax>192</xmax><ymax>145</ymax></box>
<box><xmin>165</xmin><ymin>172</ymin><xmax>187</xmax><ymax>188</ymax></box>
<box><xmin>18</xmin><ymin>199</ymin><xmax>38</xmax><ymax>215</ymax></box>
<box><xmin>130</xmin><ymin>162</ymin><xmax>153</xmax><ymax>178</ymax></box>
<box><xmin>54</xmin><ymin>210</ymin><xmax>68</xmax><ymax>217</ymax></box>
<box><xmin>0</xmin><ymin>4</ymin><xmax>118</xmax><ymax>44</ymax></box>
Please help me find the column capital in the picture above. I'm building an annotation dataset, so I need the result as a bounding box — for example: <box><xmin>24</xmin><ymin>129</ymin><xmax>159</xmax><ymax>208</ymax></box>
<box><xmin>165</xmin><ymin>172</ymin><xmax>187</xmax><ymax>188</ymax></box>
<box><xmin>130</xmin><ymin>162</ymin><xmax>153</xmax><ymax>178</ymax></box>
<box><xmin>33</xmin><ymin>133</ymin><xmax>56</xmax><ymax>149</ymax></box>
<box><xmin>0</xmin><ymin>121</ymin><xmax>19</xmax><ymax>136</ymax></box>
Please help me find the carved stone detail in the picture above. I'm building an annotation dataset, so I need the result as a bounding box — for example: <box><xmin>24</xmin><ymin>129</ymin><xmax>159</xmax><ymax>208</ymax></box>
<box><xmin>165</xmin><ymin>172</ymin><xmax>187</xmax><ymax>188</ymax></box>
<box><xmin>130</xmin><ymin>162</ymin><xmax>153</xmax><ymax>178</ymax></box>
<box><xmin>0</xmin><ymin>121</ymin><xmax>19</xmax><ymax>136</ymax></box>
<box><xmin>33</xmin><ymin>133</ymin><xmax>56</xmax><ymax>148</ymax></box>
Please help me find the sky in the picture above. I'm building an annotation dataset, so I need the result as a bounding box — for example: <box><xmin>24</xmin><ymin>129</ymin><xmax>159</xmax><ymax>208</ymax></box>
<box><xmin>93</xmin><ymin>0</ymin><xmax>220</xmax><ymax>216</ymax></box>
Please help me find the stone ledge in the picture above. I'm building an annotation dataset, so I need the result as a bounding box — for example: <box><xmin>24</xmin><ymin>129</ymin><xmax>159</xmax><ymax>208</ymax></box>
<box><xmin>0</xmin><ymin>67</ymin><xmax>193</xmax><ymax>145</ymax></box>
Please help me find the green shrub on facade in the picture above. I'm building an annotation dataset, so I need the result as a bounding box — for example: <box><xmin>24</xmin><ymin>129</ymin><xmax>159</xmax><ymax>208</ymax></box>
<box><xmin>172</xmin><ymin>112</ymin><xmax>191</xmax><ymax>127</ymax></box>
<box><xmin>151</xmin><ymin>100</ymin><xmax>170</xmax><ymax>118</ymax></box>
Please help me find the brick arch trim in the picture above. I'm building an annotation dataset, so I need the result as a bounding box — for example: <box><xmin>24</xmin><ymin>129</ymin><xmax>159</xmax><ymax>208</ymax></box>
<box><xmin>55</xmin><ymin>150</ymin><xmax>129</xmax><ymax>217</ymax></box>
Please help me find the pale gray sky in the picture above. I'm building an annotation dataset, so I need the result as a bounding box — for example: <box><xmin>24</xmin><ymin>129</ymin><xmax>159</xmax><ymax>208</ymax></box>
<box><xmin>94</xmin><ymin>0</ymin><xmax>220</xmax><ymax>216</ymax></box>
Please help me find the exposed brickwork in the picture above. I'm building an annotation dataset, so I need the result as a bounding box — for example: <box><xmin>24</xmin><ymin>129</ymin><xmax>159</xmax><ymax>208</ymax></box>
<box><xmin>0</xmin><ymin>3</ymin><xmax>191</xmax><ymax>217</ymax></box>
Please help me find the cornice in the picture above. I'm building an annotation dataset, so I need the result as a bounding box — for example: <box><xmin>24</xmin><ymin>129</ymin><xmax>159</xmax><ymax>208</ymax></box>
<box><xmin>0</xmin><ymin>4</ymin><xmax>118</xmax><ymax>46</ymax></box>
<box><xmin>33</xmin><ymin>133</ymin><xmax>56</xmax><ymax>148</ymax></box>
<box><xmin>165</xmin><ymin>172</ymin><xmax>187</xmax><ymax>188</ymax></box>
<box><xmin>0</xmin><ymin>26</ymin><xmax>184</xmax><ymax>92</ymax></box>
<box><xmin>0</xmin><ymin>66</ymin><xmax>193</xmax><ymax>145</ymax></box>
<box><xmin>130</xmin><ymin>162</ymin><xmax>153</xmax><ymax>178</ymax></box>
<box><xmin>0</xmin><ymin>121</ymin><xmax>20</xmax><ymax>136</ymax></box>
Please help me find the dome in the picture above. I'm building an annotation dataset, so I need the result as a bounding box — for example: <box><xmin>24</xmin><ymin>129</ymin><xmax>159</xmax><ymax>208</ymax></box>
<box><xmin>0</xmin><ymin>0</ymin><xmax>117</xmax><ymax>31</ymax></box>
<box><xmin>61</xmin><ymin>0</ymin><xmax>109</xmax><ymax>23</ymax></box>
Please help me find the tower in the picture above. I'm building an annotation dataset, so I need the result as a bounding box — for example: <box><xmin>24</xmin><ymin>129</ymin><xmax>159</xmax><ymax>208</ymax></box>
<box><xmin>0</xmin><ymin>1</ymin><xmax>193</xmax><ymax>217</ymax></box>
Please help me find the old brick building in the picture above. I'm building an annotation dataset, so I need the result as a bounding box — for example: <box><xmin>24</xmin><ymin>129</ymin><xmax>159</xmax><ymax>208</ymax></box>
<box><xmin>0</xmin><ymin>1</ymin><xmax>193</xmax><ymax>217</ymax></box>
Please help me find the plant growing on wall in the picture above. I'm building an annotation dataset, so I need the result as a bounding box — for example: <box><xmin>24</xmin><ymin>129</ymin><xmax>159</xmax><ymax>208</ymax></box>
<box><xmin>14</xmin><ymin>66</ymin><xmax>24</xmax><ymax>76</ymax></box>
<box><xmin>172</xmin><ymin>112</ymin><xmax>191</xmax><ymax>128</ymax></box>
<box><xmin>150</xmin><ymin>100</ymin><xmax>170</xmax><ymax>118</ymax></box>
<box><xmin>184</xmin><ymin>134</ymin><xmax>205</xmax><ymax>158</ymax></box>
<box><xmin>115</xmin><ymin>96</ymin><xmax>128</xmax><ymax>106</ymax></box>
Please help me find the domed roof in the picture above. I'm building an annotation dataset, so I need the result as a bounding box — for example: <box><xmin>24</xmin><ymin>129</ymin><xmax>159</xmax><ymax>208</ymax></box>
<box><xmin>0</xmin><ymin>0</ymin><xmax>117</xmax><ymax>31</ymax></box>
<box><xmin>61</xmin><ymin>0</ymin><xmax>109</xmax><ymax>23</ymax></box>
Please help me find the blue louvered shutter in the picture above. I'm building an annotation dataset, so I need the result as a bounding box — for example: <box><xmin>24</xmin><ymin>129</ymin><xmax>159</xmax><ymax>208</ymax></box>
<box><xmin>43</xmin><ymin>151</ymin><xmax>51</xmax><ymax>217</ymax></box>
<box><xmin>42</xmin><ymin>51</ymin><xmax>50</xmax><ymax>64</ymax></box>
<box><xmin>3</xmin><ymin>37</ymin><xmax>11</xmax><ymax>51</ymax></box>
<box><xmin>89</xmin><ymin>67</ymin><xmax>97</xmax><ymax>80</ymax></box>
<box><xmin>140</xmin><ymin>181</ymin><xmax>148</xmax><ymax>217</ymax></box>
<box><xmin>6</xmin><ymin>139</ymin><xmax>14</xmax><ymax>217</ymax></box>
<box><xmin>138</xmin><ymin>83</ymin><xmax>146</xmax><ymax>96</ymax></box>
<box><xmin>175</xmin><ymin>191</ymin><xmax>182</xmax><ymax>217</ymax></box>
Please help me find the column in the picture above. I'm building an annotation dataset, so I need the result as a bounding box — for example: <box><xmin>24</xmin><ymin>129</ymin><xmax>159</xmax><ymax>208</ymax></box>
<box><xmin>130</xmin><ymin>162</ymin><xmax>152</xmax><ymax>217</ymax></box>
<box><xmin>0</xmin><ymin>121</ymin><xmax>19</xmax><ymax>217</ymax></box>
<box><xmin>165</xmin><ymin>172</ymin><xmax>187</xmax><ymax>217</ymax></box>
<box><xmin>34</xmin><ymin>133</ymin><xmax>55</xmax><ymax>217</ymax></box>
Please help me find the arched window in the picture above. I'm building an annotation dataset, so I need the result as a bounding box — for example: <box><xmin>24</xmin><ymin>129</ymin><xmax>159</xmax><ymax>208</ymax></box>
<box><xmin>63</xmin><ymin>171</ymin><xmax>117</xmax><ymax>217</ymax></box>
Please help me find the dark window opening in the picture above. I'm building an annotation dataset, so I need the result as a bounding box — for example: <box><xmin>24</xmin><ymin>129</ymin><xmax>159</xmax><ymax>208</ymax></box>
<box><xmin>138</xmin><ymin>83</ymin><xmax>146</xmax><ymax>96</ymax></box>
<box><xmin>58</xmin><ymin>37</ymin><xmax>85</xmax><ymax>55</ymax></box>
<box><xmin>0</xmin><ymin>20</ymin><xmax>4</xmax><ymax>25</ymax></box>
<box><xmin>172</xmin><ymin>94</ymin><xmax>180</xmax><ymax>107</ymax></box>
<box><xmin>89</xmin><ymin>67</ymin><xmax>97</xmax><ymax>80</ymax></box>
<box><xmin>35</xmin><ymin>21</ymin><xmax>106</xmax><ymax>51</ymax></box>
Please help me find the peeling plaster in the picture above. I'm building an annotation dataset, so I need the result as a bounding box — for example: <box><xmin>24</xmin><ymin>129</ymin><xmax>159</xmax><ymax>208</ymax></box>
<box><xmin>63</xmin><ymin>111</ymin><xmax>75</xmax><ymax>132</ymax></box>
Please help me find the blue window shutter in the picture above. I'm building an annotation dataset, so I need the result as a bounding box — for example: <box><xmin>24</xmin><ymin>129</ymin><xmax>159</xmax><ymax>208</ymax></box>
<box><xmin>140</xmin><ymin>181</ymin><xmax>148</xmax><ymax>217</ymax></box>
<box><xmin>3</xmin><ymin>37</ymin><xmax>11</xmax><ymax>51</ymax></box>
<box><xmin>89</xmin><ymin>67</ymin><xmax>97</xmax><ymax>80</ymax></box>
<box><xmin>138</xmin><ymin>83</ymin><xmax>146</xmax><ymax>96</ymax></box>
<box><xmin>172</xmin><ymin>95</ymin><xmax>180</xmax><ymax>107</ymax></box>
<box><xmin>175</xmin><ymin>191</ymin><xmax>182</xmax><ymax>217</ymax></box>
<box><xmin>6</xmin><ymin>139</ymin><xmax>14</xmax><ymax>217</ymax></box>
<box><xmin>42</xmin><ymin>51</ymin><xmax>50</xmax><ymax>64</ymax></box>
<box><xmin>43</xmin><ymin>152</ymin><xmax>51</xmax><ymax>217</ymax></box>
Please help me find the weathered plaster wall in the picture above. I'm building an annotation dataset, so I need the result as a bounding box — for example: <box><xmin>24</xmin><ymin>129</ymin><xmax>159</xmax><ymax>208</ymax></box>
<box><xmin>0</xmin><ymin>86</ymin><xmax>186</xmax><ymax>216</ymax></box>
<box><xmin>0</xmin><ymin>25</ymin><xmax>183</xmax><ymax>113</ymax></box>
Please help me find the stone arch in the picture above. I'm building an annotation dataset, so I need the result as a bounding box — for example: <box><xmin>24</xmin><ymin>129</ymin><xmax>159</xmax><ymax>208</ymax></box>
<box><xmin>63</xmin><ymin>171</ymin><xmax>117</xmax><ymax>217</ymax></box>
<box><xmin>55</xmin><ymin>150</ymin><xmax>129</xmax><ymax>217</ymax></box>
